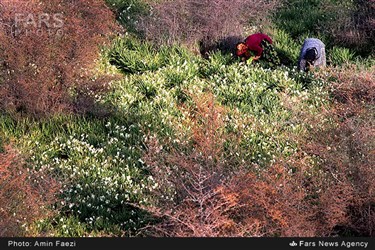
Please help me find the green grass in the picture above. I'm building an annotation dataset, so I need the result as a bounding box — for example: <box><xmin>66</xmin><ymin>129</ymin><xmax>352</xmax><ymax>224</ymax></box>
<box><xmin>0</xmin><ymin>33</ymin><xmax>333</xmax><ymax>235</ymax></box>
<box><xmin>268</xmin><ymin>28</ymin><xmax>300</xmax><ymax>66</ymax></box>
<box><xmin>107</xmin><ymin>36</ymin><xmax>330</xmax><ymax>165</ymax></box>
<box><xmin>108</xmin><ymin>36</ymin><xmax>196</xmax><ymax>74</ymax></box>
<box><xmin>105</xmin><ymin>0</ymin><xmax>149</xmax><ymax>35</ymax></box>
<box><xmin>328</xmin><ymin>46</ymin><xmax>356</xmax><ymax>66</ymax></box>
<box><xmin>0</xmin><ymin>113</ymin><xmax>157</xmax><ymax>235</ymax></box>
<box><xmin>274</xmin><ymin>0</ymin><xmax>342</xmax><ymax>44</ymax></box>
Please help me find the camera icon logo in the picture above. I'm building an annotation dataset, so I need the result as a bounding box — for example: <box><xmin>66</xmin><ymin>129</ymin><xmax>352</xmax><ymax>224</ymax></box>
<box><xmin>289</xmin><ymin>241</ymin><xmax>298</xmax><ymax>247</ymax></box>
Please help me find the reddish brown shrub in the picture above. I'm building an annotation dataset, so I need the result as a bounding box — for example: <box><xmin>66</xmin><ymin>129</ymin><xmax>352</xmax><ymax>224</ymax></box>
<box><xmin>225</xmin><ymin>162</ymin><xmax>318</xmax><ymax>237</ymax></box>
<box><xmin>142</xmin><ymin>71</ymin><xmax>375</xmax><ymax>236</ymax></box>
<box><xmin>137</xmin><ymin>0</ymin><xmax>279</xmax><ymax>52</ymax></box>
<box><xmin>142</xmin><ymin>93</ymin><xmax>236</xmax><ymax>236</ymax></box>
<box><xmin>305</xmin><ymin>66</ymin><xmax>375</xmax><ymax>236</ymax></box>
<box><xmin>0</xmin><ymin>145</ymin><xmax>59</xmax><ymax>236</ymax></box>
<box><xmin>0</xmin><ymin>0</ymin><xmax>119</xmax><ymax>117</ymax></box>
<box><xmin>142</xmin><ymin>93</ymin><xmax>319</xmax><ymax>237</ymax></box>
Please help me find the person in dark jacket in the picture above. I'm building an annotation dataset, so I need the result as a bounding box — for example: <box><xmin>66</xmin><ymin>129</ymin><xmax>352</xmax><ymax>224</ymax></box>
<box><xmin>236</xmin><ymin>33</ymin><xmax>273</xmax><ymax>62</ymax></box>
<box><xmin>298</xmin><ymin>38</ymin><xmax>326</xmax><ymax>72</ymax></box>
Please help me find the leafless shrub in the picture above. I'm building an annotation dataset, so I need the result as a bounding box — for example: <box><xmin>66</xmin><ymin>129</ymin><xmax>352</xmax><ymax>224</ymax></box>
<box><xmin>307</xmin><ymin>66</ymin><xmax>375</xmax><ymax>236</ymax></box>
<box><xmin>0</xmin><ymin>0</ymin><xmax>119</xmax><ymax>118</ymax></box>
<box><xmin>142</xmin><ymin>93</ymin><xmax>238</xmax><ymax>236</ymax></box>
<box><xmin>141</xmin><ymin>93</ymin><xmax>320</xmax><ymax>237</ymax></box>
<box><xmin>137</xmin><ymin>0</ymin><xmax>279</xmax><ymax>53</ymax></box>
<box><xmin>0</xmin><ymin>145</ymin><xmax>59</xmax><ymax>236</ymax></box>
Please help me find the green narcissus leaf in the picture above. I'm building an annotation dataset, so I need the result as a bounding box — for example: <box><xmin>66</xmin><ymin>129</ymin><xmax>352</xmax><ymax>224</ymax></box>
<box><xmin>247</xmin><ymin>57</ymin><xmax>255</xmax><ymax>65</ymax></box>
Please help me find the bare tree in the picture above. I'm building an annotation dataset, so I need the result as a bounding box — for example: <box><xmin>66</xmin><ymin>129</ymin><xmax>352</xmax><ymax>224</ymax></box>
<box><xmin>137</xmin><ymin>0</ymin><xmax>279</xmax><ymax>52</ymax></box>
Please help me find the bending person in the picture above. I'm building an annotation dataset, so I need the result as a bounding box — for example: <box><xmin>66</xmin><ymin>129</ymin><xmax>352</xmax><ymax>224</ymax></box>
<box><xmin>236</xmin><ymin>33</ymin><xmax>273</xmax><ymax>62</ymax></box>
<box><xmin>298</xmin><ymin>38</ymin><xmax>326</xmax><ymax>72</ymax></box>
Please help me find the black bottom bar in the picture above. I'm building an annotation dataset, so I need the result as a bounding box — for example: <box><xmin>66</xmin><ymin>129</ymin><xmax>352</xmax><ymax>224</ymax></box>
<box><xmin>1</xmin><ymin>237</ymin><xmax>373</xmax><ymax>250</ymax></box>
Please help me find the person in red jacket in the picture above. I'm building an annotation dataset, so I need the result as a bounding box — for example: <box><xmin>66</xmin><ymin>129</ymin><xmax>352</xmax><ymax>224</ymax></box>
<box><xmin>236</xmin><ymin>33</ymin><xmax>273</xmax><ymax>62</ymax></box>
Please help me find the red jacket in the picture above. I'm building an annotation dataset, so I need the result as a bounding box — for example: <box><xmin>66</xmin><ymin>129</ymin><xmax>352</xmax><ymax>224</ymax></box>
<box><xmin>244</xmin><ymin>33</ymin><xmax>273</xmax><ymax>57</ymax></box>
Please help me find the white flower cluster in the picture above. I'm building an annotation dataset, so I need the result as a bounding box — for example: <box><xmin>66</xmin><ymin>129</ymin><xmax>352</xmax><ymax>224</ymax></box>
<box><xmin>28</xmin><ymin>122</ymin><xmax>159</xmax><ymax>229</ymax></box>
